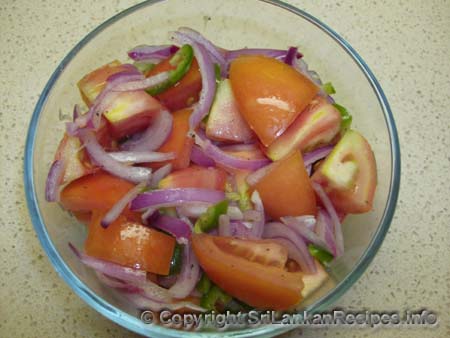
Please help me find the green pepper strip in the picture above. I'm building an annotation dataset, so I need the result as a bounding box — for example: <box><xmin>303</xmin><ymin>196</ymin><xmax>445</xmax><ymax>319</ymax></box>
<box><xmin>196</xmin><ymin>273</ymin><xmax>212</xmax><ymax>294</ymax></box>
<box><xmin>146</xmin><ymin>44</ymin><xmax>194</xmax><ymax>96</ymax></box>
<box><xmin>214</xmin><ymin>63</ymin><xmax>221</xmax><ymax>82</ymax></box>
<box><xmin>133</xmin><ymin>61</ymin><xmax>156</xmax><ymax>74</ymax></box>
<box><xmin>200</xmin><ymin>285</ymin><xmax>232</xmax><ymax>311</ymax></box>
<box><xmin>333</xmin><ymin>103</ymin><xmax>353</xmax><ymax>132</ymax></box>
<box><xmin>194</xmin><ymin>200</ymin><xmax>229</xmax><ymax>233</ymax></box>
<box><xmin>322</xmin><ymin>82</ymin><xmax>336</xmax><ymax>95</ymax></box>
<box><xmin>169</xmin><ymin>243</ymin><xmax>183</xmax><ymax>275</ymax></box>
<box><xmin>308</xmin><ymin>244</ymin><xmax>334</xmax><ymax>267</ymax></box>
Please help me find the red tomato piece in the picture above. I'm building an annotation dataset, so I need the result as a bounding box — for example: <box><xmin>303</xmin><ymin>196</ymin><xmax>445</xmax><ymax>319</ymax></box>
<box><xmin>78</xmin><ymin>60</ymin><xmax>131</xmax><ymax>106</ymax></box>
<box><xmin>311</xmin><ymin>130</ymin><xmax>377</xmax><ymax>213</ymax></box>
<box><xmin>158</xmin><ymin>166</ymin><xmax>227</xmax><ymax>191</ymax></box>
<box><xmin>205</xmin><ymin>79</ymin><xmax>255</xmax><ymax>143</ymax></box>
<box><xmin>250</xmin><ymin>150</ymin><xmax>317</xmax><ymax>219</ymax></box>
<box><xmin>267</xmin><ymin>97</ymin><xmax>342</xmax><ymax>161</ymax></box>
<box><xmin>54</xmin><ymin>133</ymin><xmax>94</xmax><ymax>185</ymax></box>
<box><xmin>192</xmin><ymin>234</ymin><xmax>304</xmax><ymax>310</ymax></box>
<box><xmin>60</xmin><ymin>171</ymin><xmax>135</xmax><ymax>212</ymax></box>
<box><xmin>85</xmin><ymin>211</ymin><xmax>175</xmax><ymax>275</ymax></box>
<box><xmin>102</xmin><ymin>90</ymin><xmax>163</xmax><ymax>140</ymax></box>
<box><xmin>229</xmin><ymin>55</ymin><xmax>319</xmax><ymax>146</ymax></box>
<box><xmin>147</xmin><ymin>108</ymin><xmax>193</xmax><ymax>170</ymax></box>
<box><xmin>146</xmin><ymin>58</ymin><xmax>202</xmax><ymax>111</ymax></box>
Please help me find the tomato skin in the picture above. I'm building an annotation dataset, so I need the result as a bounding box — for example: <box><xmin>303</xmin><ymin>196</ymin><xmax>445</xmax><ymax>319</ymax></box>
<box><xmin>85</xmin><ymin>211</ymin><xmax>175</xmax><ymax>275</ymax></box>
<box><xmin>78</xmin><ymin>60</ymin><xmax>130</xmax><ymax>106</ymax></box>
<box><xmin>159</xmin><ymin>166</ymin><xmax>227</xmax><ymax>191</ymax></box>
<box><xmin>147</xmin><ymin>108</ymin><xmax>193</xmax><ymax>170</ymax></box>
<box><xmin>205</xmin><ymin>79</ymin><xmax>255</xmax><ymax>143</ymax></box>
<box><xmin>54</xmin><ymin>133</ymin><xmax>94</xmax><ymax>185</ymax></box>
<box><xmin>229</xmin><ymin>55</ymin><xmax>319</xmax><ymax>146</ymax></box>
<box><xmin>60</xmin><ymin>171</ymin><xmax>135</xmax><ymax>212</ymax></box>
<box><xmin>102</xmin><ymin>90</ymin><xmax>163</xmax><ymax>140</ymax></box>
<box><xmin>146</xmin><ymin>58</ymin><xmax>202</xmax><ymax>111</ymax></box>
<box><xmin>250</xmin><ymin>150</ymin><xmax>316</xmax><ymax>220</ymax></box>
<box><xmin>192</xmin><ymin>234</ymin><xmax>304</xmax><ymax>310</ymax></box>
<box><xmin>267</xmin><ymin>97</ymin><xmax>342</xmax><ymax>160</ymax></box>
<box><xmin>312</xmin><ymin>130</ymin><xmax>377</xmax><ymax>213</ymax></box>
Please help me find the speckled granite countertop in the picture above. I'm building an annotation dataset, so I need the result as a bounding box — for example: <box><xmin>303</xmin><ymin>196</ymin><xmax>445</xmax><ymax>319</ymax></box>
<box><xmin>1</xmin><ymin>0</ymin><xmax>449</xmax><ymax>337</ymax></box>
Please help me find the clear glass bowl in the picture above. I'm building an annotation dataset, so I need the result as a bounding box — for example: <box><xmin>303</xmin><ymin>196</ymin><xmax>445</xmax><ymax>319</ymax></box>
<box><xmin>24</xmin><ymin>0</ymin><xmax>400</xmax><ymax>337</ymax></box>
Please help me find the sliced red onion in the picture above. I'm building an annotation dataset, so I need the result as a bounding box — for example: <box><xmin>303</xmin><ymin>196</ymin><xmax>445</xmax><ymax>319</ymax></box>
<box><xmin>72</xmin><ymin>104</ymin><xmax>81</xmax><ymax>121</ymax></box>
<box><xmin>66</xmin><ymin>69</ymin><xmax>143</xmax><ymax>134</ymax></box>
<box><xmin>187</xmin><ymin>41</ymin><xmax>217</xmax><ymax>129</ymax></box>
<box><xmin>294</xmin><ymin>58</ymin><xmax>323</xmax><ymax>86</ymax></box>
<box><xmin>219</xmin><ymin>143</ymin><xmax>258</xmax><ymax>152</ymax></box>
<box><xmin>141</xmin><ymin>207</ymin><xmax>159</xmax><ymax>224</ymax></box>
<box><xmin>281</xmin><ymin>216</ymin><xmax>331</xmax><ymax>252</ymax></box>
<box><xmin>218</xmin><ymin>214</ymin><xmax>231</xmax><ymax>236</ymax></box>
<box><xmin>243</xmin><ymin>210</ymin><xmax>261</xmax><ymax>222</ymax></box>
<box><xmin>87</xmin><ymin>70</ymin><xmax>144</xmax><ymax>130</ymax></box>
<box><xmin>229</xmin><ymin>221</ymin><xmax>254</xmax><ymax>238</ymax></box>
<box><xmin>158</xmin><ymin>274</ymin><xmax>178</xmax><ymax>289</ymax></box>
<box><xmin>150</xmin><ymin>164</ymin><xmax>172</xmax><ymax>188</ymax></box>
<box><xmin>78</xmin><ymin>129</ymin><xmax>152</xmax><ymax>183</ymax></box>
<box><xmin>152</xmin><ymin>215</ymin><xmax>191</xmax><ymax>242</ymax></box>
<box><xmin>108</xmin><ymin>151</ymin><xmax>174</xmax><ymax>163</ymax></box>
<box><xmin>316</xmin><ymin>209</ymin><xmax>337</xmax><ymax>256</ymax></box>
<box><xmin>194</xmin><ymin>131</ymin><xmax>270</xmax><ymax>171</ymax></box>
<box><xmin>312</xmin><ymin>182</ymin><xmax>344</xmax><ymax>257</ymax></box>
<box><xmin>225</xmin><ymin>48</ymin><xmax>288</xmax><ymax>63</ymax></box>
<box><xmin>169</xmin><ymin>245</ymin><xmax>200</xmax><ymax>299</ymax></box>
<box><xmin>283</xmin><ymin>46</ymin><xmax>298</xmax><ymax>66</ymax></box>
<box><xmin>68</xmin><ymin>243</ymin><xmax>147</xmax><ymax>284</ymax></box>
<box><xmin>95</xmin><ymin>272</ymin><xmax>141</xmax><ymax>292</ymax></box>
<box><xmin>190</xmin><ymin>145</ymin><xmax>216</xmax><ymax>167</ymax></box>
<box><xmin>245</xmin><ymin>162</ymin><xmax>273</xmax><ymax>186</ymax></box>
<box><xmin>138</xmin><ymin>278</ymin><xmax>175</xmax><ymax>303</ymax></box>
<box><xmin>174</xmin><ymin>27</ymin><xmax>227</xmax><ymax>71</ymax></box>
<box><xmin>303</xmin><ymin>145</ymin><xmax>334</xmax><ymax>167</ymax></box>
<box><xmin>45</xmin><ymin>160</ymin><xmax>64</xmax><ymax>202</ymax></box>
<box><xmin>263</xmin><ymin>222</ymin><xmax>316</xmax><ymax>273</ymax></box>
<box><xmin>293</xmin><ymin>215</ymin><xmax>317</xmax><ymax>230</ymax></box>
<box><xmin>176</xmin><ymin>203</ymin><xmax>209</xmax><ymax>218</ymax></box>
<box><xmin>112</xmin><ymin>71</ymin><xmax>169</xmax><ymax>92</ymax></box>
<box><xmin>130</xmin><ymin>188</ymin><xmax>225</xmax><ymax>211</ymax></box>
<box><xmin>123</xmin><ymin>292</ymin><xmax>205</xmax><ymax>312</ymax></box>
<box><xmin>128</xmin><ymin>44</ymin><xmax>179</xmax><ymax>61</ymax></box>
<box><xmin>227</xmin><ymin>206</ymin><xmax>243</xmax><ymax>220</ymax></box>
<box><xmin>101</xmin><ymin>181</ymin><xmax>147</xmax><ymax>228</ymax></box>
<box><xmin>306</xmin><ymin>164</ymin><xmax>312</xmax><ymax>176</ymax></box>
<box><xmin>120</xmin><ymin>110</ymin><xmax>173</xmax><ymax>152</ymax></box>
<box><xmin>249</xmin><ymin>191</ymin><xmax>265</xmax><ymax>238</ymax></box>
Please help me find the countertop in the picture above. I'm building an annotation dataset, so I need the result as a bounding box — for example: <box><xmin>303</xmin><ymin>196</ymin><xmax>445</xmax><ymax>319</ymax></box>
<box><xmin>1</xmin><ymin>0</ymin><xmax>449</xmax><ymax>337</ymax></box>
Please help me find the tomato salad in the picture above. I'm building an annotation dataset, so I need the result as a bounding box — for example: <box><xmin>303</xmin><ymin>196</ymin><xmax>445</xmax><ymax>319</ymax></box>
<box><xmin>45</xmin><ymin>27</ymin><xmax>377</xmax><ymax>314</ymax></box>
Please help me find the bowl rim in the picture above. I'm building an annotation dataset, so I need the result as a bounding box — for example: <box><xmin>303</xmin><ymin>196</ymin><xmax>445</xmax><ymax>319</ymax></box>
<box><xmin>24</xmin><ymin>0</ymin><xmax>400</xmax><ymax>337</ymax></box>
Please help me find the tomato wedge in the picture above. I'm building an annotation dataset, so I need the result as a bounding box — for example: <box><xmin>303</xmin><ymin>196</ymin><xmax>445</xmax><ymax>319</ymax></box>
<box><xmin>148</xmin><ymin>108</ymin><xmax>193</xmax><ymax>170</ymax></box>
<box><xmin>192</xmin><ymin>234</ymin><xmax>304</xmax><ymax>310</ymax></box>
<box><xmin>54</xmin><ymin>133</ymin><xmax>94</xmax><ymax>185</ymax></box>
<box><xmin>312</xmin><ymin>129</ymin><xmax>377</xmax><ymax>213</ymax></box>
<box><xmin>60</xmin><ymin>171</ymin><xmax>135</xmax><ymax>212</ymax></box>
<box><xmin>250</xmin><ymin>150</ymin><xmax>316</xmax><ymax>220</ymax></box>
<box><xmin>77</xmin><ymin>60</ymin><xmax>131</xmax><ymax>106</ymax></box>
<box><xmin>159</xmin><ymin>166</ymin><xmax>227</xmax><ymax>191</ymax></box>
<box><xmin>146</xmin><ymin>58</ymin><xmax>202</xmax><ymax>111</ymax></box>
<box><xmin>85</xmin><ymin>211</ymin><xmax>175</xmax><ymax>275</ymax></box>
<box><xmin>229</xmin><ymin>55</ymin><xmax>318</xmax><ymax>146</ymax></box>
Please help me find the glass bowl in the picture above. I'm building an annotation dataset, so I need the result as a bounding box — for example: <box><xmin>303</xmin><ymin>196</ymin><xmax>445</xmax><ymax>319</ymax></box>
<box><xmin>24</xmin><ymin>0</ymin><xmax>400</xmax><ymax>337</ymax></box>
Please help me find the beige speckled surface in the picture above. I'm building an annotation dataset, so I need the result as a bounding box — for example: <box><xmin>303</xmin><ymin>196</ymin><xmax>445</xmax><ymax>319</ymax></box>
<box><xmin>1</xmin><ymin>0</ymin><xmax>449</xmax><ymax>337</ymax></box>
